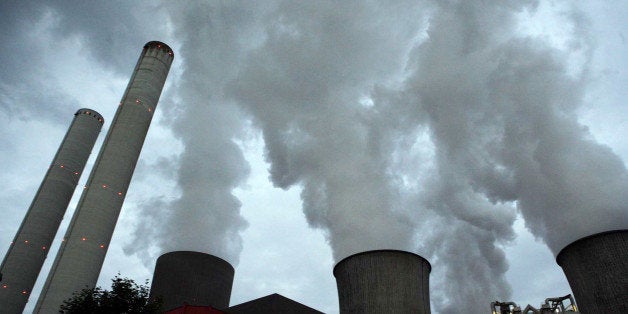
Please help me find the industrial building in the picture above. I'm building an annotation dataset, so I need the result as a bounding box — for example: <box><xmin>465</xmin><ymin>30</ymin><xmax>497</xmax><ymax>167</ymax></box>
<box><xmin>491</xmin><ymin>230</ymin><xmax>628</xmax><ymax>314</ymax></box>
<box><xmin>556</xmin><ymin>230</ymin><xmax>627</xmax><ymax>313</ymax></box>
<box><xmin>150</xmin><ymin>251</ymin><xmax>235</xmax><ymax>311</ymax></box>
<box><xmin>491</xmin><ymin>294</ymin><xmax>578</xmax><ymax>313</ymax></box>
<box><xmin>227</xmin><ymin>293</ymin><xmax>324</xmax><ymax>314</ymax></box>
<box><xmin>163</xmin><ymin>294</ymin><xmax>323</xmax><ymax>314</ymax></box>
<box><xmin>151</xmin><ymin>250</ymin><xmax>433</xmax><ymax>314</ymax></box>
<box><xmin>0</xmin><ymin>109</ymin><xmax>103</xmax><ymax>313</ymax></box>
<box><xmin>146</xmin><ymin>235</ymin><xmax>625</xmax><ymax>313</ymax></box>
<box><xmin>150</xmin><ymin>251</ymin><xmax>325</xmax><ymax>314</ymax></box>
<box><xmin>334</xmin><ymin>250</ymin><xmax>431</xmax><ymax>314</ymax></box>
<box><xmin>34</xmin><ymin>41</ymin><xmax>174</xmax><ymax>313</ymax></box>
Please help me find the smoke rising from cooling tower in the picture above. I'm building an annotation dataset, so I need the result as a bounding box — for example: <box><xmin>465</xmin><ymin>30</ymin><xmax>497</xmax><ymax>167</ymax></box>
<box><xmin>120</xmin><ymin>2</ymin><xmax>628</xmax><ymax>313</ymax></box>
<box><xmin>123</xmin><ymin>2</ymin><xmax>253</xmax><ymax>266</ymax></box>
<box><xmin>370</xmin><ymin>1</ymin><xmax>628</xmax><ymax>310</ymax></box>
<box><xmin>390</xmin><ymin>0</ymin><xmax>628</xmax><ymax>254</ymax></box>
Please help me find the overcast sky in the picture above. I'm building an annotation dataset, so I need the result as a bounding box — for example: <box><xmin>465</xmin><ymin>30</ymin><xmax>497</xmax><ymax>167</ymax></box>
<box><xmin>0</xmin><ymin>1</ymin><xmax>626</xmax><ymax>313</ymax></box>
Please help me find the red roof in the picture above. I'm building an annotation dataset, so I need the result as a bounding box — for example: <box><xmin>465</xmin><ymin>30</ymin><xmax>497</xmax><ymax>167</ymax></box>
<box><xmin>165</xmin><ymin>304</ymin><xmax>228</xmax><ymax>314</ymax></box>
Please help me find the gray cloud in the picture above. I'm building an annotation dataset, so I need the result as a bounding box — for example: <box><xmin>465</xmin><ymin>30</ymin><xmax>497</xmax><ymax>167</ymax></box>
<box><xmin>0</xmin><ymin>2</ymin><xmax>76</xmax><ymax>123</ymax></box>
<box><xmin>38</xmin><ymin>0</ymin><xmax>168</xmax><ymax>74</ymax></box>
<box><xmin>0</xmin><ymin>1</ymin><xmax>170</xmax><ymax>122</ymax></box>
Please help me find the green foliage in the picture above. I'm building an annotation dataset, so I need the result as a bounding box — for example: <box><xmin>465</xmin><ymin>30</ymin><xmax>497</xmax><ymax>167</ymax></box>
<box><xmin>59</xmin><ymin>275</ymin><xmax>162</xmax><ymax>314</ymax></box>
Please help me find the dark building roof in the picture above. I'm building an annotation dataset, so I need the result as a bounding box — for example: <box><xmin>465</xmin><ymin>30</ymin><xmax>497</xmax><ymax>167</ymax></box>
<box><xmin>227</xmin><ymin>293</ymin><xmax>324</xmax><ymax>314</ymax></box>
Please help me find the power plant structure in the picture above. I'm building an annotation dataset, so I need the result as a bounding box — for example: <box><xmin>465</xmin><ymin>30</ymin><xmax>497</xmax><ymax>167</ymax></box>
<box><xmin>0</xmin><ymin>109</ymin><xmax>103</xmax><ymax>313</ymax></box>
<box><xmin>34</xmin><ymin>41</ymin><xmax>174</xmax><ymax>313</ymax></box>
<box><xmin>491</xmin><ymin>295</ymin><xmax>578</xmax><ymax>313</ymax></box>
<box><xmin>1</xmin><ymin>40</ymin><xmax>626</xmax><ymax>314</ymax></box>
<box><xmin>150</xmin><ymin>251</ymin><xmax>324</xmax><ymax>314</ymax></box>
<box><xmin>333</xmin><ymin>250</ymin><xmax>432</xmax><ymax>314</ymax></box>
<box><xmin>556</xmin><ymin>230</ymin><xmax>627</xmax><ymax>313</ymax></box>
<box><xmin>150</xmin><ymin>250</ymin><xmax>432</xmax><ymax>314</ymax></box>
<box><xmin>150</xmin><ymin>251</ymin><xmax>235</xmax><ymax>311</ymax></box>
<box><xmin>492</xmin><ymin>229</ymin><xmax>628</xmax><ymax>313</ymax></box>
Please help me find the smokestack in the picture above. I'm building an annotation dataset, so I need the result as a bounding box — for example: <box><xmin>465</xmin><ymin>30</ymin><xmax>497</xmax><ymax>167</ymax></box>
<box><xmin>34</xmin><ymin>41</ymin><xmax>173</xmax><ymax>313</ymax></box>
<box><xmin>333</xmin><ymin>250</ymin><xmax>431</xmax><ymax>314</ymax></box>
<box><xmin>556</xmin><ymin>230</ymin><xmax>627</xmax><ymax>313</ymax></box>
<box><xmin>0</xmin><ymin>109</ymin><xmax>103</xmax><ymax>313</ymax></box>
<box><xmin>149</xmin><ymin>251</ymin><xmax>234</xmax><ymax>311</ymax></box>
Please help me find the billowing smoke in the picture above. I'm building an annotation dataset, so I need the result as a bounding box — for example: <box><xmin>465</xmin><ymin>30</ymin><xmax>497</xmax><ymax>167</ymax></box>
<box><xmin>224</xmin><ymin>1</ymin><xmax>517</xmax><ymax>312</ymax></box>
<box><xmin>120</xmin><ymin>1</ymin><xmax>626</xmax><ymax>313</ymax></box>
<box><xmin>123</xmin><ymin>2</ymin><xmax>265</xmax><ymax>264</ymax></box>
<box><xmin>372</xmin><ymin>1</ymin><xmax>628</xmax><ymax>311</ymax></box>
<box><xmin>395</xmin><ymin>0</ymin><xmax>628</xmax><ymax>255</ymax></box>
<box><xmin>226</xmin><ymin>0</ymin><xmax>425</xmax><ymax>260</ymax></box>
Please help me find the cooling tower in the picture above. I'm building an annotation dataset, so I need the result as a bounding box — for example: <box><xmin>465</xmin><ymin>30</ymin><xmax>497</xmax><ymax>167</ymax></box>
<box><xmin>34</xmin><ymin>41</ymin><xmax>173</xmax><ymax>313</ymax></box>
<box><xmin>556</xmin><ymin>230</ymin><xmax>627</xmax><ymax>313</ymax></box>
<box><xmin>0</xmin><ymin>109</ymin><xmax>102</xmax><ymax>313</ymax></box>
<box><xmin>333</xmin><ymin>250</ymin><xmax>431</xmax><ymax>314</ymax></box>
<box><xmin>149</xmin><ymin>251</ymin><xmax>235</xmax><ymax>311</ymax></box>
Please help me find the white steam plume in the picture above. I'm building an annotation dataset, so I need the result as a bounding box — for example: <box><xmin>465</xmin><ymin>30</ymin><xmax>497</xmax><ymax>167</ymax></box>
<box><xmin>226</xmin><ymin>0</ymin><xmax>424</xmax><ymax>260</ymax></box>
<box><xmin>396</xmin><ymin>0</ymin><xmax>627</xmax><ymax>255</ymax></box>
<box><xmin>224</xmin><ymin>1</ymin><xmax>515</xmax><ymax>312</ymax></box>
<box><xmin>122</xmin><ymin>1</ymin><xmax>626</xmax><ymax>313</ymax></box>
<box><xmin>374</xmin><ymin>1</ymin><xmax>627</xmax><ymax>311</ymax></box>
<box><xmin>124</xmin><ymin>1</ymin><xmax>270</xmax><ymax>265</ymax></box>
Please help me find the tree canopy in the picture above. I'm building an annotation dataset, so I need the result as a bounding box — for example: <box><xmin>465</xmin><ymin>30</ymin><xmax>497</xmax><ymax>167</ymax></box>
<box><xmin>59</xmin><ymin>275</ymin><xmax>161</xmax><ymax>314</ymax></box>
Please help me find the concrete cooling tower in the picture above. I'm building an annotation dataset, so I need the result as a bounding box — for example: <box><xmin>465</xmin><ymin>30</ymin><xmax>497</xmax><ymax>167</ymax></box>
<box><xmin>333</xmin><ymin>250</ymin><xmax>432</xmax><ymax>314</ymax></box>
<box><xmin>556</xmin><ymin>230</ymin><xmax>627</xmax><ymax>313</ymax></box>
<box><xmin>34</xmin><ymin>41</ymin><xmax>174</xmax><ymax>313</ymax></box>
<box><xmin>0</xmin><ymin>109</ymin><xmax>103</xmax><ymax>314</ymax></box>
<box><xmin>149</xmin><ymin>251</ymin><xmax>235</xmax><ymax>311</ymax></box>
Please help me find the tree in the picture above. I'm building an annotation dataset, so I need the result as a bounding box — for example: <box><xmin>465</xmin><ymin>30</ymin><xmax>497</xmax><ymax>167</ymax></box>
<box><xmin>59</xmin><ymin>275</ymin><xmax>162</xmax><ymax>314</ymax></box>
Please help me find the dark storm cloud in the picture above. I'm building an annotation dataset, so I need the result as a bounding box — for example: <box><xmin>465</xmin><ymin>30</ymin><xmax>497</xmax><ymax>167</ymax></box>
<box><xmin>0</xmin><ymin>1</ymin><xmax>168</xmax><ymax>122</ymax></box>
<box><xmin>0</xmin><ymin>1</ymin><xmax>71</xmax><ymax>122</ymax></box>
<box><xmin>32</xmin><ymin>0</ymin><xmax>165</xmax><ymax>74</ymax></box>
<box><xmin>0</xmin><ymin>1</ymin><xmax>45</xmax><ymax>78</ymax></box>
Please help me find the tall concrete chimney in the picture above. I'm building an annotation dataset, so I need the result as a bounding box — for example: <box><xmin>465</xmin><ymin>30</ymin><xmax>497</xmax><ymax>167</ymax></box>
<box><xmin>34</xmin><ymin>41</ymin><xmax>173</xmax><ymax>313</ymax></box>
<box><xmin>333</xmin><ymin>250</ymin><xmax>431</xmax><ymax>314</ymax></box>
<box><xmin>556</xmin><ymin>230</ymin><xmax>627</xmax><ymax>313</ymax></box>
<box><xmin>149</xmin><ymin>251</ymin><xmax>234</xmax><ymax>311</ymax></box>
<box><xmin>0</xmin><ymin>109</ymin><xmax>103</xmax><ymax>313</ymax></box>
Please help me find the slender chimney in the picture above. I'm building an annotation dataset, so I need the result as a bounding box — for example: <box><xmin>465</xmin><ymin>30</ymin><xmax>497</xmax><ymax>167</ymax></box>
<box><xmin>0</xmin><ymin>109</ymin><xmax>103</xmax><ymax>313</ymax></box>
<box><xmin>149</xmin><ymin>251</ymin><xmax>234</xmax><ymax>311</ymax></box>
<box><xmin>35</xmin><ymin>41</ymin><xmax>174</xmax><ymax>313</ymax></box>
<box><xmin>333</xmin><ymin>250</ymin><xmax>431</xmax><ymax>314</ymax></box>
<box><xmin>556</xmin><ymin>230</ymin><xmax>627</xmax><ymax>313</ymax></box>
